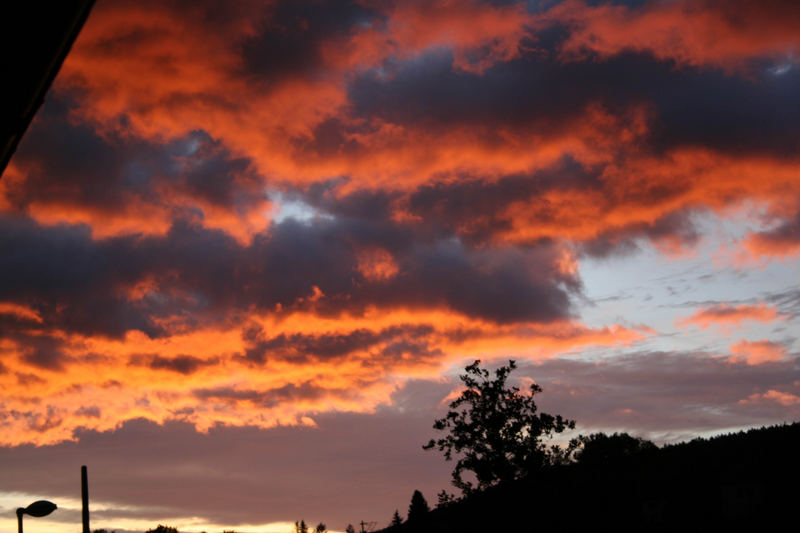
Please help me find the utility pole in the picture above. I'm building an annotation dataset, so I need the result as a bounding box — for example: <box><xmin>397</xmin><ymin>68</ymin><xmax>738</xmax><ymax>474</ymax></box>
<box><xmin>81</xmin><ymin>465</ymin><xmax>90</xmax><ymax>533</ymax></box>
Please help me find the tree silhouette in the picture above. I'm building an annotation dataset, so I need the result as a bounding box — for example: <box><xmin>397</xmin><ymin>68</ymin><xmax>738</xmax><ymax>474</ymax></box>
<box><xmin>407</xmin><ymin>490</ymin><xmax>430</xmax><ymax>522</ymax></box>
<box><xmin>390</xmin><ymin>509</ymin><xmax>403</xmax><ymax>529</ymax></box>
<box><xmin>345</xmin><ymin>525</ymin><xmax>356</xmax><ymax>533</ymax></box>
<box><xmin>145</xmin><ymin>526</ymin><xmax>178</xmax><ymax>533</ymax></box>
<box><xmin>436</xmin><ymin>489</ymin><xmax>456</xmax><ymax>508</ymax></box>
<box><xmin>294</xmin><ymin>520</ymin><xmax>308</xmax><ymax>533</ymax></box>
<box><xmin>575</xmin><ymin>432</ymin><xmax>657</xmax><ymax>465</ymax></box>
<box><xmin>423</xmin><ymin>359</ymin><xmax>576</xmax><ymax>493</ymax></box>
<box><xmin>314</xmin><ymin>523</ymin><xmax>327</xmax><ymax>533</ymax></box>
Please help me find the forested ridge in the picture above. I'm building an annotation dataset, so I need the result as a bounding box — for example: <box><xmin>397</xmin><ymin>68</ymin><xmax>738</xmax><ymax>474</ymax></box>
<box><xmin>378</xmin><ymin>422</ymin><xmax>800</xmax><ymax>533</ymax></box>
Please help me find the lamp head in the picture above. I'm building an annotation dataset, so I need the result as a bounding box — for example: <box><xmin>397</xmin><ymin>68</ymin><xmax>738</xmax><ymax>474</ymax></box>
<box><xmin>22</xmin><ymin>501</ymin><xmax>57</xmax><ymax>517</ymax></box>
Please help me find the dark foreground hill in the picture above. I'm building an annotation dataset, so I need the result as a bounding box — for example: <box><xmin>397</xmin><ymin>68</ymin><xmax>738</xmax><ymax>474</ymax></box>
<box><xmin>377</xmin><ymin>423</ymin><xmax>800</xmax><ymax>533</ymax></box>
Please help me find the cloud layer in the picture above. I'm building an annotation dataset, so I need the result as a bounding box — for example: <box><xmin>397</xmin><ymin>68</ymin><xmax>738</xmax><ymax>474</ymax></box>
<box><xmin>1</xmin><ymin>2</ymin><xmax>799</xmax><ymax>513</ymax></box>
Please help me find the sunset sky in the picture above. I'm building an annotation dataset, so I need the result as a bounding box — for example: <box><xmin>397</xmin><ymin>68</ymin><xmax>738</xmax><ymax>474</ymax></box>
<box><xmin>1</xmin><ymin>0</ymin><xmax>799</xmax><ymax>531</ymax></box>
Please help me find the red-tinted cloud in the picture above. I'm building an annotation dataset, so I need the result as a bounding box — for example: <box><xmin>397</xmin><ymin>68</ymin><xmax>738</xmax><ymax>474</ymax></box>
<box><xmin>337</xmin><ymin>0</ymin><xmax>535</xmax><ymax>74</ymax></box>
<box><xmin>740</xmin><ymin>211</ymin><xmax>800</xmax><ymax>263</ymax></box>
<box><xmin>5</xmin><ymin>0</ymin><xmax>797</xmax><ymax>254</ymax></box>
<box><xmin>542</xmin><ymin>0</ymin><xmax>800</xmax><ymax>72</ymax></box>
<box><xmin>2</xmin><ymin>0</ymin><xmax>798</xmax><ymax>448</ymax></box>
<box><xmin>0</xmin><ymin>302</ymin><xmax>645</xmax><ymax>445</ymax></box>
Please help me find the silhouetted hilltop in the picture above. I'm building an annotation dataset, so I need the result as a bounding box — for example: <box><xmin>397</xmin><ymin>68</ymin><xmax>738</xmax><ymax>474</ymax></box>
<box><xmin>376</xmin><ymin>423</ymin><xmax>800</xmax><ymax>533</ymax></box>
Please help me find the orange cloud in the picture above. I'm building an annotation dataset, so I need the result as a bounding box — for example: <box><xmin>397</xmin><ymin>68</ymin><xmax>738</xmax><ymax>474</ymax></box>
<box><xmin>0</xmin><ymin>302</ymin><xmax>42</xmax><ymax>323</ymax></box>
<box><xmin>57</xmin><ymin>2</ymin><xmax>346</xmax><ymax>176</ymax></box>
<box><xmin>357</xmin><ymin>248</ymin><xmax>400</xmax><ymax>282</ymax></box>
<box><xmin>0</xmin><ymin>304</ymin><xmax>645</xmax><ymax>446</ymax></box>
<box><xmin>336</xmin><ymin>0</ymin><xmax>535</xmax><ymax>74</ymax></box>
<box><xmin>9</xmin><ymin>0</ymin><xmax>792</xmax><ymax>254</ymax></box>
<box><xmin>3</xmin><ymin>0</ymin><xmax>797</xmax><ymax>452</ymax></box>
<box><xmin>729</xmin><ymin>339</ymin><xmax>788</xmax><ymax>365</ymax></box>
<box><xmin>44</xmin><ymin>0</ymin><xmax>631</xmax><ymax>198</ymax></box>
<box><xmin>740</xmin><ymin>389</ymin><xmax>800</xmax><ymax>406</ymax></box>
<box><xmin>743</xmin><ymin>236</ymin><xmax>800</xmax><ymax>261</ymax></box>
<box><xmin>541</xmin><ymin>0</ymin><xmax>800</xmax><ymax>72</ymax></box>
<box><xmin>486</xmin><ymin>149</ymin><xmax>800</xmax><ymax>246</ymax></box>
<box><xmin>739</xmin><ymin>220</ymin><xmax>800</xmax><ymax>264</ymax></box>
<box><xmin>24</xmin><ymin>200</ymin><xmax>173</xmax><ymax>239</ymax></box>
<box><xmin>7</xmin><ymin>103</ymin><xmax>273</xmax><ymax>244</ymax></box>
<box><xmin>676</xmin><ymin>302</ymin><xmax>786</xmax><ymax>330</ymax></box>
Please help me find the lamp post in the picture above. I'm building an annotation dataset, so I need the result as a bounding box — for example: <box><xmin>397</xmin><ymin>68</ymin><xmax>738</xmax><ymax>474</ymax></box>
<box><xmin>16</xmin><ymin>501</ymin><xmax>57</xmax><ymax>533</ymax></box>
<box><xmin>81</xmin><ymin>465</ymin><xmax>90</xmax><ymax>533</ymax></box>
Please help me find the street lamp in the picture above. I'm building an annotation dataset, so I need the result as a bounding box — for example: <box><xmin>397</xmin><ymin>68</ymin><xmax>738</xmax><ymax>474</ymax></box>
<box><xmin>16</xmin><ymin>500</ymin><xmax>57</xmax><ymax>533</ymax></box>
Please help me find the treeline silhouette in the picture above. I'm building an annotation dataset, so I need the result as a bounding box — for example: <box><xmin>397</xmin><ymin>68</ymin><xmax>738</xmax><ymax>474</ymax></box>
<box><xmin>123</xmin><ymin>422</ymin><xmax>799</xmax><ymax>533</ymax></box>
<box><xmin>99</xmin><ymin>424</ymin><xmax>799</xmax><ymax>533</ymax></box>
<box><xmin>117</xmin><ymin>519</ymin><xmax>329</xmax><ymax>533</ymax></box>
<box><xmin>375</xmin><ymin>360</ymin><xmax>800</xmax><ymax>532</ymax></box>
<box><xmin>376</xmin><ymin>422</ymin><xmax>800</xmax><ymax>533</ymax></box>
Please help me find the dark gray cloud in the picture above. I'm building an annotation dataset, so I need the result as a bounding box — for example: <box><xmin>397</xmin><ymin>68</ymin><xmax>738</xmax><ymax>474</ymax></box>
<box><xmin>193</xmin><ymin>381</ymin><xmax>332</xmax><ymax>407</ymax></box>
<box><xmin>0</xmin><ymin>215</ymin><xmax>164</xmax><ymax>339</ymax></box>
<box><xmin>10</xmin><ymin>94</ymin><xmax>267</xmax><ymax>214</ymax></box>
<box><xmin>304</xmin><ymin>163</ymin><xmax>703</xmax><ymax>258</ymax></box>
<box><xmin>241</xmin><ymin>323</ymin><xmax>439</xmax><ymax>364</ymax></box>
<box><xmin>128</xmin><ymin>353</ymin><xmax>219</xmax><ymax>375</ymax></box>
<box><xmin>304</xmin><ymin>165</ymin><xmax>596</xmax><ymax>247</ymax></box>
<box><xmin>240</xmin><ymin>0</ymin><xmax>381</xmax><ymax>81</ymax></box>
<box><xmin>0</xmin><ymin>210</ymin><xmax>579</xmax><ymax>350</ymax></box>
<box><xmin>578</xmin><ymin>209</ymin><xmax>703</xmax><ymax>258</ymax></box>
<box><xmin>765</xmin><ymin>287</ymin><xmax>800</xmax><ymax>316</ymax></box>
<box><xmin>348</xmin><ymin>46</ymin><xmax>800</xmax><ymax>158</ymax></box>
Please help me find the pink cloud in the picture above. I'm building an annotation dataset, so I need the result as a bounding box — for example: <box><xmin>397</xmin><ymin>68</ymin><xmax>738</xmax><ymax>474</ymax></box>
<box><xmin>729</xmin><ymin>339</ymin><xmax>788</xmax><ymax>365</ymax></box>
<box><xmin>676</xmin><ymin>302</ymin><xmax>786</xmax><ymax>330</ymax></box>
<box><xmin>740</xmin><ymin>389</ymin><xmax>800</xmax><ymax>406</ymax></box>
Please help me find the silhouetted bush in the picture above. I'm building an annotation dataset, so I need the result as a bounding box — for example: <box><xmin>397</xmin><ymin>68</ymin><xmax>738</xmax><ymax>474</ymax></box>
<box><xmin>146</xmin><ymin>526</ymin><xmax>178</xmax><ymax>533</ymax></box>
<box><xmin>575</xmin><ymin>432</ymin><xmax>657</xmax><ymax>465</ymax></box>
